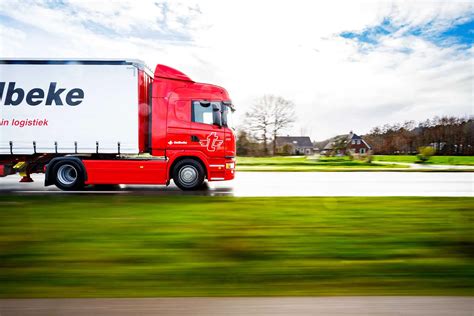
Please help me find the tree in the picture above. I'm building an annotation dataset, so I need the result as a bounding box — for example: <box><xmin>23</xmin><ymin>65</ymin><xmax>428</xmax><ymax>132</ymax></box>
<box><xmin>281</xmin><ymin>143</ymin><xmax>294</xmax><ymax>156</ymax></box>
<box><xmin>236</xmin><ymin>130</ymin><xmax>251</xmax><ymax>156</ymax></box>
<box><xmin>236</xmin><ymin>130</ymin><xmax>261</xmax><ymax>156</ymax></box>
<box><xmin>244</xmin><ymin>95</ymin><xmax>295</xmax><ymax>156</ymax></box>
<box><xmin>244</xmin><ymin>98</ymin><xmax>272</xmax><ymax>155</ymax></box>
<box><xmin>269</xmin><ymin>96</ymin><xmax>296</xmax><ymax>154</ymax></box>
<box><xmin>364</xmin><ymin>115</ymin><xmax>473</xmax><ymax>155</ymax></box>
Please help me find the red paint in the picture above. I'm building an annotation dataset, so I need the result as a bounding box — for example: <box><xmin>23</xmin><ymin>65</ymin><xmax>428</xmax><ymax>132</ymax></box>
<box><xmin>86</xmin><ymin>64</ymin><xmax>235</xmax><ymax>184</ymax></box>
<box><xmin>155</xmin><ymin>64</ymin><xmax>193</xmax><ymax>82</ymax></box>
<box><xmin>138</xmin><ymin>69</ymin><xmax>153</xmax><ymax>152</ymax></box>
<box><xmin>84</xmin><ymin>159</ymin><xmax>167</xmax><ymax>185</ymax></box>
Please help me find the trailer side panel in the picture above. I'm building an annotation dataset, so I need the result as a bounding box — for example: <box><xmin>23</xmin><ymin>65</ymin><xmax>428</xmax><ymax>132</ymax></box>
<box><xmin>0</xmin><ymin>63</ymin><xmax>139</xmax><ymax>155</ymax></box>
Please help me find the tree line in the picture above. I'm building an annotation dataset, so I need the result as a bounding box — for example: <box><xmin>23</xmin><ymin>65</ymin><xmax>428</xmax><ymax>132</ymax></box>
<box><xmin>364</xmin><ymin>116</ymin><xmax>474</xmax><ymax>155</ymax></box>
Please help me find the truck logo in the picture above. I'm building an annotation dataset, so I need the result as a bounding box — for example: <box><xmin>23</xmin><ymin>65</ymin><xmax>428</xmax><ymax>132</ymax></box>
<box><xmin>0</xmin><ymin>82</ymin><xmax>84</xmax><ymax>106</ymax></box>
<box><xmin>168</xmin><ymin>140</ymin><xmax>187</xmax><ymax>145</ymax></box>
<box><xmin>200</xmin><ymin>132</ymin><xmax>223</xmax><ymax>152</ymax></box>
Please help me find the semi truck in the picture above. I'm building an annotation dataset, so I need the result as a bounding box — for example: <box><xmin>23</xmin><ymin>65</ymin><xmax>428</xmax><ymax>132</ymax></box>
<box><xmin>0</xmin><ymin>59</ymin><xmax>236</xmax><ymax>191</ymax></box>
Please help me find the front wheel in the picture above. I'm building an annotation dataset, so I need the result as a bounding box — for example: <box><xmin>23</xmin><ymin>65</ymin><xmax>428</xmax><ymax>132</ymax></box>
<box><xmin>53</xmin><ymin>161</ymin><xmax>85</xmax><ymax>191</ymax></box>
<box><xmin>172</xmin><ymin>159</ymin><xmax>205</xmax><ymax>191</ymax></box>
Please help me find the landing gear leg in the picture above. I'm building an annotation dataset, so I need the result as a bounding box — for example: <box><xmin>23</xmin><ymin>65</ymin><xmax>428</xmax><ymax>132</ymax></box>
<box><xmin>19</xmin><ymin>174</ymin><xmax>34</xmax><ymax>183</ymax></box>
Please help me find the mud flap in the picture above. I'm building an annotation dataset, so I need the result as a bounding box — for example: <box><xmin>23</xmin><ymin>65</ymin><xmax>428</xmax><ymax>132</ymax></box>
<box><xmin>0</xmin><ymin>164</ymin><xmax>15</xmax><ymax>177</ymax></box>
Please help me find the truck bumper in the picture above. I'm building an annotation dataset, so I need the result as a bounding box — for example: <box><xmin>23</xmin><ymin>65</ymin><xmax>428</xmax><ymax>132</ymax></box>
<box><xmin>208</xmin><ymin>158</ymin><xmax>235</xmax><ymax>181</ymax></box>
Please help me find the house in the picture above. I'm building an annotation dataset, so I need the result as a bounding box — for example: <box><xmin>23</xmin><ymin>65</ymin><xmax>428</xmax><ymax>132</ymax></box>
<box><xmin>321</xmin><ymin>132</ymin><xmax>371</xmax><ymax>156</ymax></box>
<box><xmin>275</xmin><ymin>136</ymin><xmax>314</xmax><ymax>155</ymax></box>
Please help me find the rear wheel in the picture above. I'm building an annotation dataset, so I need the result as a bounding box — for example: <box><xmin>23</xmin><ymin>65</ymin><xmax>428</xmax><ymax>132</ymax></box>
<box><xmin>53</xmin><ymin>161</ymin><xmax>84</xmax><ymax>191</ymax></box>
<box><xmin>172</xmin><ymin>159</ymin><xmax>205</xmax><ymax>191</ymax></box>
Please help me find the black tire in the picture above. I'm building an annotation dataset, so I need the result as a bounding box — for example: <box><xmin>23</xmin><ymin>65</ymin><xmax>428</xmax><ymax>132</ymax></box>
<box><xmin>53</xmin><ymin>160</ymin><xmax>85</xmax><ymax>191</ymax></box>
<box><xmin>172</xmin><ymin>159</ymin><xmax>205</xmax><ymax>191</ymax></box>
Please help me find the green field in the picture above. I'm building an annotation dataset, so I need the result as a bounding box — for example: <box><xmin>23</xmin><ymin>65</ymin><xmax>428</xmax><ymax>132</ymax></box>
<box><xmin>0</xmin><ymin>196</ymin><xmax>473</xmax><ymax>298</ymax></box>
<box><xmin>373</xmin><ymin>155</ymin><xmax>474</xmax><ymax>165</ymax></box>
<box><xmin>237</xmin><ymin>156</ymin><xmax>407</xmax><ymax>171</ymax></box>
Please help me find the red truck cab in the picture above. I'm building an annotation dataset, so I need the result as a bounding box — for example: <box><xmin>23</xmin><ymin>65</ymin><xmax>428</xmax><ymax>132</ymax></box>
<box><xmin>151</xmin><ymin>64</ymin><xmax>236</xmax><ymax>189</ymax></box>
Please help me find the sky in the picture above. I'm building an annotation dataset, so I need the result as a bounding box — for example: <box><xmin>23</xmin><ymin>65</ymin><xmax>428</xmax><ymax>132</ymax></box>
<box><xmin>0</xmin><ymin>0</ymin><xmax>472</xmax><ymax>140</ymax></box>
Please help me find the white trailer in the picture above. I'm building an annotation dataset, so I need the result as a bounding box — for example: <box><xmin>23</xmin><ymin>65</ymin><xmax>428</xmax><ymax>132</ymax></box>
<box><xmin>0</xmin><ymin>59</ymin><xmax>143</xmax><ymax>155</ymax></box>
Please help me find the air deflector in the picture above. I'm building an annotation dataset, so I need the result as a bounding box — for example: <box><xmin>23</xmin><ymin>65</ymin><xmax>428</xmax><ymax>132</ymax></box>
<box><xmin>154</xmin><ymin>64</ymin><xmax>193</xmax><ymax>82</ymax></box>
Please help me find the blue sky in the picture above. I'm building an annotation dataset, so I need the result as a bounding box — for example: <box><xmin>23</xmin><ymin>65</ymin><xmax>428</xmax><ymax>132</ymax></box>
<box><xmin>341</xmin><ymin>15</ymin><xmax>474</xmax><ymax>48</ymax></box>
<box><xmin>438</xmin><ymin>18</ymin><xmax>474</xmax><ymax>46</ymax></box>
<box><xmin>0</xmin><ymin>0</ymin><xmax>472</xmax><ymax>139</ymax></box>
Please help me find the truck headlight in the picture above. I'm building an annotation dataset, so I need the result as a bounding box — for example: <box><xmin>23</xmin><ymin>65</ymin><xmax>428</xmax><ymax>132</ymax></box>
<box><xmin>226</xmin><ymin>162</ymin><xmax>235</xmax><ymax>169</ymax></box>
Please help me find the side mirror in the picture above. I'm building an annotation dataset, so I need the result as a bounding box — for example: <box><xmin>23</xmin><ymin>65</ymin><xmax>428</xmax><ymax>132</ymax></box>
<box><xmin>212</xmin><ymin>103</ymin><xmax>222</xmax><ymax>127</ymax></box>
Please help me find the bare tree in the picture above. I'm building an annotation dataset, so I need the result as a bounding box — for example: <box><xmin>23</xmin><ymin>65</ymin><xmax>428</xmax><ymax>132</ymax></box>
<box><xmin>269</xmin><ymin>96</ymin><xmax>296</xmax><ymax>154</ymax></box>
<box><xmin>244</xmin><ymin>98</ymin><xmax>272</xmax><ymax>155</ymax></box>
<box><xmin>244</xmin><ymin>95</ymin><xmax>295</xmax><ymax>155</ymax></box>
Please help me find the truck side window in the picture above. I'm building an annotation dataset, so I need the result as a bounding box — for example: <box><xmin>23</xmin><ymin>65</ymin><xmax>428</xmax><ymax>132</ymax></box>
<box><xmin>192</xmin><ymin>101</ymin><xmax>213</xmax><ymax>125</ymax></box>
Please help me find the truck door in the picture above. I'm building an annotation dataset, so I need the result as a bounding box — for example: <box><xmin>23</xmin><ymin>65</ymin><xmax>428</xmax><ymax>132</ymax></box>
<box><xmin>188</xmin><ymin>100</ymin><xmax>225</xmax><ymax>159</ymax></box>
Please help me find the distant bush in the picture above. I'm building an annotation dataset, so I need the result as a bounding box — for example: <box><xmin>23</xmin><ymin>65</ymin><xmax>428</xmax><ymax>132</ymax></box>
<box><xmin>281</xmin><ymin>144</ymin><xmax>294</xmax><ymax>156</ymax></box>
<box><xmin>417</xmin><ymin>146</ymin><xmax>436</xmax><ymax>163</ymax></box>
<box><xmin>365</xmin><ymin>151</ymin><xmax>373</xmax><ymax>163</ymax></box>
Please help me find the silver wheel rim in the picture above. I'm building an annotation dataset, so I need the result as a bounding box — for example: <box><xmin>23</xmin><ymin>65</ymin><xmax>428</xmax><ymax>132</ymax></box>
<box><xmin>57</xmin><ymin>164</ymin><xmax>78</xmax><ymax>185</ymax></box>
<box><xmin>179</xmin><ymin>166</ymin><xmax>198</xmax><ymax>185</ymax></box>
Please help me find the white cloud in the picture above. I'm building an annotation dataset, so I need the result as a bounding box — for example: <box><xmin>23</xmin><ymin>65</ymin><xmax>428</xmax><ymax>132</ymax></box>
<box><xmin>0</xmin><ymin>0</ymin><xmax>472</xmax><ymax>139</ymax></box>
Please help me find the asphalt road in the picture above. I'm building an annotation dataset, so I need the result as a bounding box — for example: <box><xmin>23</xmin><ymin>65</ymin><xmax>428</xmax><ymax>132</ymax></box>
<box><xmin>0</xmin><ymin>172</ymin><xmax>472</xmax><ymax>196</ymax></box>
<box><xmin>0</xmin><ymin>297</ymin><xmax>472</xmax><ymax>316</ymax></box>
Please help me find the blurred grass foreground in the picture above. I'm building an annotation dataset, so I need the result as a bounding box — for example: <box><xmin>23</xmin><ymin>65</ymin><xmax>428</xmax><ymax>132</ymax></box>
<box><xmin>0</xmin><ymin>196</ymin><xmax>473</xmax><ymax>297</ymax></box>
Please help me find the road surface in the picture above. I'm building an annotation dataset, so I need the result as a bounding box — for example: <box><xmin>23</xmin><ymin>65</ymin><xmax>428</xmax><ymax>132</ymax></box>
<box><xmin>0</xmin><ymin>172</ymin><xmax>472</xmax><ymax>196</ymax></box>
<box><xmin>0</xmin><ymin>297</ymin><xmax>472</xmax><ymax>316</ymax></box>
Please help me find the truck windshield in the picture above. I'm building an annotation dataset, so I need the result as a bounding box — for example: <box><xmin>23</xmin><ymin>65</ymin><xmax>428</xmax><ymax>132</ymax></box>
<box><xmin>222</xmin><ymin>103</ymin><xmax>235</xmax><ymax>130</ymax></box>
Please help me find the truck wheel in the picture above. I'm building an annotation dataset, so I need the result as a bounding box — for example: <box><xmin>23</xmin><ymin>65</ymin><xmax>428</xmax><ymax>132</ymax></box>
<box><xmin>172</xmin><ymin>159</ymin><xmax>205</xmax><ymax>191</ymax></box>
<box><xmin>53</xmin><ymin>161</ymin><xmax>84</xmax><ymax>191</ymax></box>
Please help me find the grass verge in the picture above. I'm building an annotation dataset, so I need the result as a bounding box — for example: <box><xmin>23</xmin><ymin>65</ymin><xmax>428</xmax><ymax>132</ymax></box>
<box><xmin>237</xmin><ymin>156</ymin><xmax>408</xmax><ymax>171</ymax></box>
<box><xmin>0</xmin><ymin>196</ymin><xmax>473</xmax><ymax>297</ymax></box>
<box><xmin>373</xmin><ymin>155</ymin><xmax>474</xmax><ymax>165</ymax></box>
<box><xmin>236</xmin><ymin>156</ymin><xmax>474</xmax><ymax>171</ymax></box>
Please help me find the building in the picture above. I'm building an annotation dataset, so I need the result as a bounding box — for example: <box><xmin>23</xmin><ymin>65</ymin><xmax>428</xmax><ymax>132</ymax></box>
<box><xmin>275</xmin><ymin>136</ymin><xmax>314</xmax><ymax>155</ymax></box>
<box><xmin>322</xmin><ymin>132</ymin><xmax>371</xmax><ymax>156</ymax></box>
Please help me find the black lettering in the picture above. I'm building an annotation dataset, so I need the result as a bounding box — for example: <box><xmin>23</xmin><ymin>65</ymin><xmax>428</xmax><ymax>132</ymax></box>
<box><xmin>1</xmin><ymin>82</ymin><xmax>83</xmax><ymax>106</ymax></box>
<box><xmin>45</xmin><ymin>82</ymin><xmax>65</xmax><ymax>106</ymax></box>
<box><xmin>66</xmin><ymin>88</ymin><xmax>84</xmax><ymax>106</ymax></box>
<box><xmin>26</xmin><ymin>88</ymin><xmax>44</xmax><ymax>106</ymax></box>
<box><xmin>5</xmin><ymin>82</ymin><xmax>24</xmax><ymax>106</ymax></box>
<box><xmin>0</xmin><ymin>82</ymin><xmax>5</xmax><ymax>101</ymax></box>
